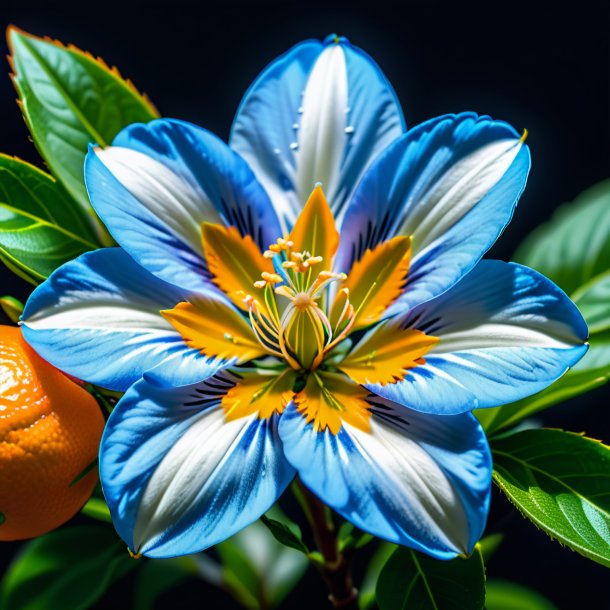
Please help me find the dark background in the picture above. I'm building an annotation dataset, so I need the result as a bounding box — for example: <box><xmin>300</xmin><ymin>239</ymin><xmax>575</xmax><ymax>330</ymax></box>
<box><xmin>0</xmin><ymin>1</ymin><xmax>609</xmax><ymax>608</ymax></box>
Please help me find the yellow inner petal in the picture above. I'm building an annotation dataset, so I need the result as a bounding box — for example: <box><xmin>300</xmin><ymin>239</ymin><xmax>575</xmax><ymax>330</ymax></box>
<box><xmin>202</xmin><ymin>223</ymin><xmax>274</xmax><ymax>311</ymax></box>
<box><xmin>161</xmin><ymin>297</ymin><xmax>267</xmax><ymax>363</ymax></box>
<box><xmin>289</xmin><ymin>185</ymin><xmax>339</xmax><ymax>273</ymax></box>
<box><xmin>339</xmin><ymin>320</ymin><xmax>439</xmax><ymax>386</ymax></box>
<box><xmin>222</xmin><ymin>369</ymin><xmax>296</xmax><ymax>421</ymax></box>
<box><xmin>333</xmin><ymin>236</ymin><xmax>411</xmax><ymax>330</ymax></box>
<box><xmin>294</xmin><ymin>371</ymin><xmax>371</xmax><ymax>434</ymax></box>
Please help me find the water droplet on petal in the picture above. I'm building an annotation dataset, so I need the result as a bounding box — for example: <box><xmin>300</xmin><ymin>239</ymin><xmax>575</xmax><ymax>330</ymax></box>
<box><xmin>345</xmin><ymin>107</ymin><xmax>351</xmax><ymax>114</ymax></box>
<box><xmin>290</xmin><ymin>142</ymin><xmax>299</xmax><ymax>150</ymax></box>
<box><xmin>344</xmin><ymin>126</ymin><xmax>355</xmax><ymax>134</ymax></box>
<box><xmin>273</xmin><ymin>147</ymin><xmax>281</xmax><ymax>155</ymax></box>
<box><xmin>292</xmin><ymin>123</ymin><xmax>299</xmax><ymax>130</ymax></box>
<box><xmin>297</xmin><ymin>106</ymin><xmax>304</xmax><ymax>114</ymax></box>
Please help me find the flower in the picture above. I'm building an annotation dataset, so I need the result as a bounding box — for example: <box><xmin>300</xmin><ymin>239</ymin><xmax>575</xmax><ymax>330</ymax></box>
<box><xmin>21</xmin><ymin>34</ymin><xmax>587</xmax><ymax>560</ymax></box>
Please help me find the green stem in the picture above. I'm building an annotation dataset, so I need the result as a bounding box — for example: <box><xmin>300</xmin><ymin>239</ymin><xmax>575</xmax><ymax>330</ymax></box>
<box><xmin>296</xmin><ymin>481</ymin><xmax>359</xmax><ymax>610</ymax></box>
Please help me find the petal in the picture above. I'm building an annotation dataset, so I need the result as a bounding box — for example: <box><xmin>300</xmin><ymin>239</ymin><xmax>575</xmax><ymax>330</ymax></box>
<box><xmin>289</xmin><ymin>185</ymin><xmax>339</xmax><ymax>271</ymax></box>
<box><xmin>101</xmin><ymin>373</ymin><xmax>295</xmax><ymax>557</ymax></box>
<box><xmin>21</xmin><ymin>248</ymin><xmax>227</xmax><ymax>391</ymax></box>
<box><xmin>202</xmin><ymin>223</ymin><xmax>274</xmax><ymax>310</ymax></box>
<box><xmin>222</xmin><ymin>368</ymin><xmax>296</xmax><ymax>421</ymax></box>
<box><xmin>331</xmin><ymin>235</ymin><xmax>411</xmax><ymax>330</ymax></box>
<box><xmin>339</xmin><ymin>321</ymin><xmax>438</xmax><ymax>385</ymax></box>
<box><xmin>293</xmin><ymin>370</ymin><xmax>371</xmax><ymax>435</ymax></box>
<box><xmin>335</xmin><ymin>113</ymin><xmax>531</xmax><ymax>310</ymax></box>
<box><xmin>230</xmin><ymin>36</ymin><xmax>405</xmax><ymax>232</ymax></box>
<box><xmin>370</xmin><ymin>260</ymin><xmax>588</xmax><ymax>414</ymax></box>
<box><xmin>86</xmin><ymin>118</ymin><xmax>282</xmax><ymax>292</ymax></box>
<box><xmin>161</xmin><ymin>296</ymin><xmax>267</xmax><ymax>363</ymax></box>
<box><xmin>279</xmin><ymin>398</ymin><xmax>491</xmax><ymax>558</ymax></box>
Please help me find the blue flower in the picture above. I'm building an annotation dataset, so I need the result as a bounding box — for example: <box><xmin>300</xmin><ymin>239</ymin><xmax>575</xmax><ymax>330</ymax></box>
<box><xmin>22</xmin><ymin>35</ymin><xmax>587</xmax><ymax>560</ymax></box>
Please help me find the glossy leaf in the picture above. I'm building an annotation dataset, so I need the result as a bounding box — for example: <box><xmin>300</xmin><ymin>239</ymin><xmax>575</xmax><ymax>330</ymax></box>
<box><xmin>359</xmin><ymin>542</ymin><xmax>396</xmax><ymax>610</ymax></box>
<box><xmin>80</xmin><ymin>497</ymin><xmax>112</xmax><ymax>523</ymax></box>
<box><xmin>338</xmin><ymin>521</ymin><xmax>374</xmax><ymax>553</ymax></box>
<box><xmin>376</xmin><ymin>546</ymin><xmax>485</xmax><ymax>610</ymax></box>
<box><xmin>0</xmin><ymin>525</ymin><xmax>136</xmax><ymax>610</ymax></box>
<box><xmin>8</xmin><ymin>27</ymin><xmax>158</xmax><ymax>229</ymax></box>
<box><xmin>0</xmin><ymin>296</ymin><xmax>23</xmax><ymax>323</ymax></box>
<box><xmin>485</xmin><ymin>580</ymin><xmax>558</xmax><ymax>610</ymax></box>
<box><xmin>260</xmin><ymin>514</ymin><xmax>309</xmax><ymax>555</ymax></box>
<box><xmin>477</xmin><ymin>533</ymin><xmax>504</xmax><ymax>563</ymax></box>
<box><xmin>572</xmin><ymin>271</ymin><xmax>610</xmax><ymax>334</ymax></box>
<box><xmin>492</xmin><ymin>429</ymin><xmax>610</xmax><ymax>567</ymax></box>
<box><xmin>0</xmin><ymin>155</ymin><xmax>97</xmax><ymax>282</ymax></box>
<box><xmin>215</xmin><ymin>513</ymin><xmax>309</xmax><ymax>609</ymax></box>
<box><xmin>133</xmin><ymin>558</ymin><xmax>195</xmax><ymax>610</ymax></box>
<box><xmin>513</xmin><ymin>179</ymin><xmax>610</xmax><ymax>294</ymax></box>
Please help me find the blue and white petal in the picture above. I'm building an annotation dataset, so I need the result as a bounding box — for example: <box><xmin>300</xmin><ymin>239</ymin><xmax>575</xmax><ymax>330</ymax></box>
<box><xmin>370</xmin><ymin>260</ymin><xmax>588</xmax><ymax>414</ymax></box>
<box><xmin>101</xmin><ymin>373</ymin><xmax>295</xmax><ymax>558</ymax></box>
<box><xmin>230</xmin><ymin>35</ymin><xmax>405</xmax><ymax>232</ymax></box>
<box><xmin>86</xmin><ymin>118</ymin><xmax>281</xmax><ymax>292</ymax></box>
<box><xmin>335</xmin><ymin>113</ymin><xmax>530</xmax><ymax>310</ymax></box>
<box><xmin>21</xmin><ymin>248</ymin><xmax>228</xmax><ymax>391</ymax></box>
<box><xmin>279</xmin><ymin>399</ymin><xmax>491</xmax><ymax>559</ymax></box>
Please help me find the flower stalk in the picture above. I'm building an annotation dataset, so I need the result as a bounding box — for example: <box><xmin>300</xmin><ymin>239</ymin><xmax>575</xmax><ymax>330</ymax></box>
<box><xmin>296</xmin><ymin>481</ymin><xmax>359</xmax><ymax>610</ymax></box>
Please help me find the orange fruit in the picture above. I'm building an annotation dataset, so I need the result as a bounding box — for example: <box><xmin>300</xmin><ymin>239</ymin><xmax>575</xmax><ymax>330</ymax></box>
<box><xmin>0</xmin><ymin>325</ymin><xmax>104</xmax><ymax>540</ymax></box>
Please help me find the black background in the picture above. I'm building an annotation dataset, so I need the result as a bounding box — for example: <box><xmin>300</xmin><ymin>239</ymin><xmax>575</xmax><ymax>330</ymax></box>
<box><xmin>0</xmin><ymin>1</ymin><xmax>609</xmax><ymax>608</ymax></box>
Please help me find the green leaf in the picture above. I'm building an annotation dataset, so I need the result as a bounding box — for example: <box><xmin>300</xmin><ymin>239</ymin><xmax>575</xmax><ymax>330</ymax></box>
<box><xmin>0</xmin><ymin>296</ymin><xmax>24</xmax><ymax>323</ymax></box>
<box><xmin>513</xmin><ymin>179</ymin><xmax>610</xmax><ymax>294</ymax></box>
<box><xmin>80</xmin><ymin>497</ymin><xmax>112</xmax><ymax>524</ymax></box>
<box><xmin>572</xmin><ymin>270</ymin><xmax>610</xmax><ymax>334</ymax></box>
<box><xmin>133</xmin><ymin>558</ymin><xmax>196</xmax><ymax>610</ymax></box>
<box><xmin>0</xmin><ymin>524</ymin><xmax>136</xmax><ymax>610</ymax></box>
<box><xmin>359</xmin><ymin>542</ymin><xmax>396</xmax><ymax>610</ymax></box>
<box><xmin>485</xmin><ymin>580</ymin><xmax>558</xmax><ymax>610</ymax></box>
<box><xmin>492</xmin><ymin>428</ymin><xmax>610</xmax><ymax>567</ymax></box>
<box><xmin>215</xmin><ymin>513</ymin><xmax>309</xmax><ymax>609</ymax></box>
<box><xmin>8</xmin><ymin>27</ymin><xmax>158</xmax><ymax>237</ymax></box>
<box><xmin>338</xmin><ymin>521</ymin><xmax>374</xmax><ymax>553</ymax></box>
<box><xmin>260</xmin><ymin>514</ymin><xmax>310</xmax><ymax>555</ymax></box>
<box><xmin>376</xmin><ymin>546</ymin><xmax>485</xmax><ymax>610</ymax></box>
<box><xmin>477</xmin><ymin>533</ymin><xmax>504</xmax><ymax>563</ymax></box>
<box><xmin>0</xmin><ymin>155</ymin><xmax>97</xmax><ymax>282</ymax></box>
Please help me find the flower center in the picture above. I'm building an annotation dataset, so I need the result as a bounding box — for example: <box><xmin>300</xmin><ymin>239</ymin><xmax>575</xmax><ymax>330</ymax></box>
<box><xmin>246</xmin><ymin>238</ymin><xmax>355</xmax><ymax>372</ymax></box>
<box><xmin>293</xmin><ymin>292</ymin><xmax>313</xmax><ymax>310</ymax></box>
